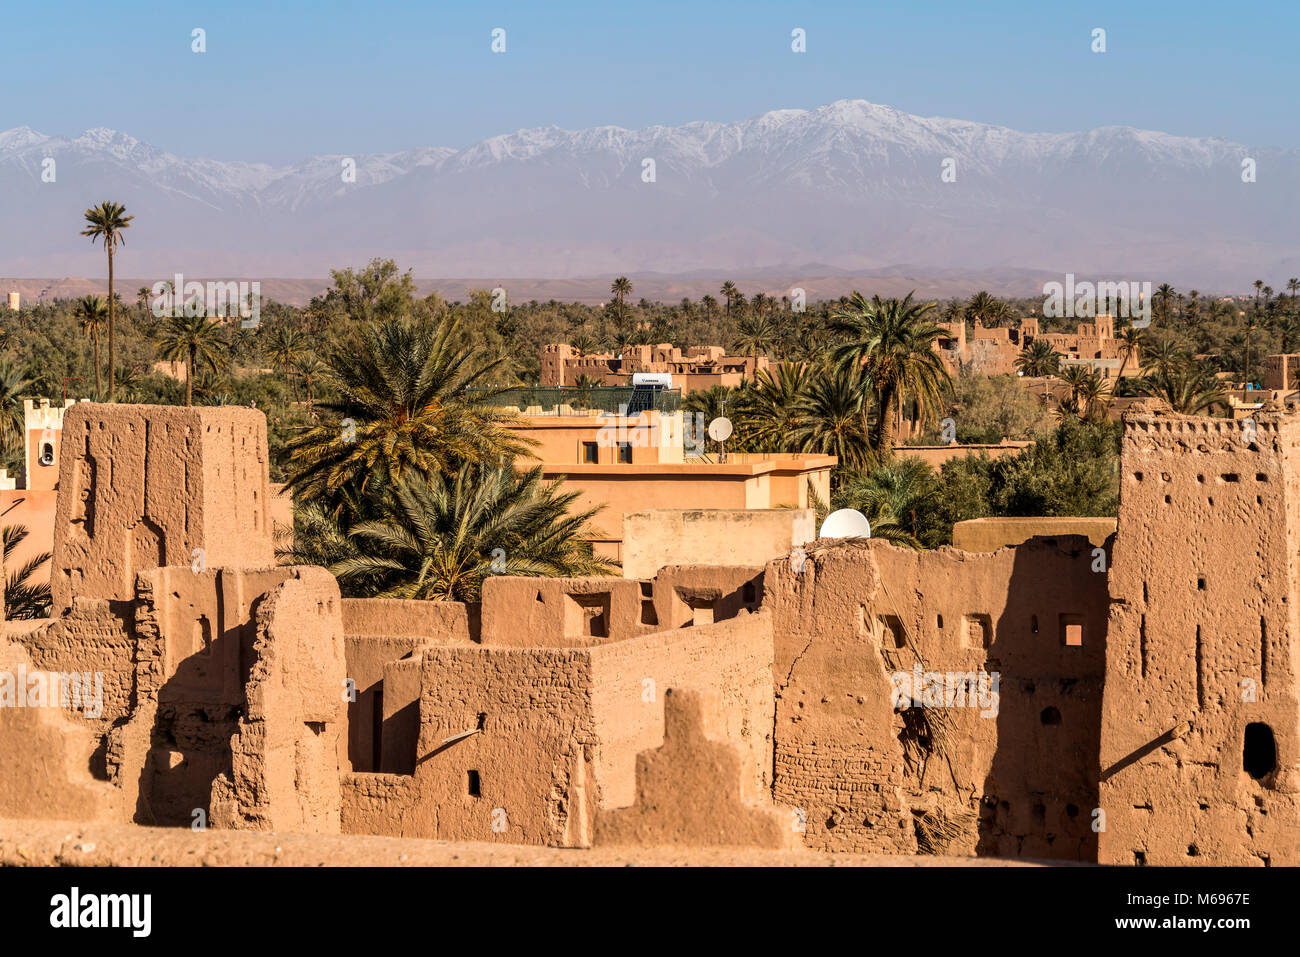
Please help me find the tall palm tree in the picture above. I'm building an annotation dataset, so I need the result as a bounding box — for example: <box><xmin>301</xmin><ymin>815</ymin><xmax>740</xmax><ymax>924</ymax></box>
<box><xmin>791</xmin><ymin>363</ymin><xmax>873</xmax><ymax>472</ymax></box>
<box><xmin>283</xmin><ymin>315</ymin><xmax>529</xmax><ymax>505</ymax></box>
<box><xmin>0</xmin><ymin>359</ymin><xmax>34</xmax><ymax>455</ymax></box>
<box><xmin>1244</xmin><ymin>312</ymin><xmax>1260</xmax><ymax>388</ymax></box>
<box><xmin>1287</xmin><ymin>278</ymin><xmax>1300</xmax><ymax>305</ymax></box>
<box><xmin>296</xmin><ymin>351</ymin><xmax>327</xmax><ymax>414</ymax></box>
<box><xmin>720</xmin><ymin>281</ymin><xmax>738</xmax><ymax>320</ymax></box>
<box><xmin>610</xmin><ymin>276</ymin><xmax>632</xmax><ymax>330</ymax></box>
<box><xmin>2</xmin><ymin>524</ymin><xmax>51</xmax><ymax>619</ymax></box>
<box><xmin>75</xmin><ymin>295</ymin><xmax>109</xmax><ymax>396</ymax></box>
<box><xmin>1107</xmin><ymin>327</ymin><xmax>1146</xmax><ymax>410</ymax></box>
<box><xmin>966</xmin><ymin>290</ymin><xmax>1010</xmax><ymax>326</ymax></box>
<box><xmin>733</xmin><ymin>312</ymin><xmax>779</xmax><ymax>373</ymax></box>
<box><xmin>1015</xmin><ymin>339</ymin><xmax>1061</xmax><ymax>377</ymax></box>
<box><xmin>828</xmin><ymin>292</ymin><xmax>951</xmax><ymax>459</ymax></box>
<box><xmin>80</xmin><ymin>201</ymin><xmax>133</xmax><ymax>400</ymax></box>
<box><xmin>328</xmin><ymin>464</ymin><xmax>616</xmax><ymax>602</ymax></box>
<box><xmin>154</xmin><ymin>311</ymin><xmax>230</xmax><ymax>406</ymax></box>
<box><xmin>267</xmin><ymin>325</ymin><xmax>305</xmax><ymax>400</ymax></box>
<box><xmin>1059</xmin><ymin>365</ymin><xmax>1092</xmax><ymax>415</ymax></box>
<box><xmin>1154</xmin><ymin>283</ymin><xmax>1176</xmax><ymax>326</ymax></box>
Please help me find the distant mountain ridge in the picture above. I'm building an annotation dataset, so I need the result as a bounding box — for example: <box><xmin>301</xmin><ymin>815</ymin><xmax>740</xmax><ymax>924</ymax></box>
<box><xmin>2</xmin><ymin>100</ymin><xmax>1296</xmax><ymax>289</ymax></box>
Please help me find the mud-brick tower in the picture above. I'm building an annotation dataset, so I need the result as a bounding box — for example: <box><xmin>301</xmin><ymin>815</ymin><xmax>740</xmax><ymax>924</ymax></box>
<box><xmin>1100</xmin><ymin>402</ymin><xmax>1300</xmax><ymax>865</ymax></box>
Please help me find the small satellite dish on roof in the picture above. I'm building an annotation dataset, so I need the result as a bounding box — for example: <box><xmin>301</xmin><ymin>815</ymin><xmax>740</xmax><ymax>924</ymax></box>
<box><xmin>707</xmin><ymin>416</ymin><xmax>733</xmax><ymax>442</ymax></box>
<box><xmin>819</xmin><ymin>508</ymin><xmax>871</xmax><ymax>540</ymax></box>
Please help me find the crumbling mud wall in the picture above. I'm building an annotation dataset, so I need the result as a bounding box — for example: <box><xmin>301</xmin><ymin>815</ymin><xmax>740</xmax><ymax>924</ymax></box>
<box><xmin>588</xmin><ymin>611</ymin><xmax>774</xmax><ymax>810</ymax></box>
<box><xmin>1100</xmin><ymin>407</ymin><xmax>1300</xmax><ymax>865</ymax></box>
<box><xmin>210</xmin><ymin>567</ymin><xmax>346</xmax><ymax>832</ymax></box>
<box><xmin>340</xmin><ymin>609</ymin><xmax>776</xmax><ymax>847</ymax></box>
<box><xmin>765</xmin><ymin>539</ymin><xmax>1108</xmax><ymax>860</ymax></box>
<box><xmin>479</xmin><ymin>566</ymin><xmax>762</xmax><ymax>648</ymax></box>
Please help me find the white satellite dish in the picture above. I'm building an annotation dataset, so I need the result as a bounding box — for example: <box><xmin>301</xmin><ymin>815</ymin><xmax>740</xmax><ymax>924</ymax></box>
<box><xmin>820</xmin><ymin>508</ymin><xmax>871</xmax><ymax>540</ymax></box>
<box><xmin>707</xmin><ymin>416</ymin><xmax>733</xmax><ymax>442</ymax></box>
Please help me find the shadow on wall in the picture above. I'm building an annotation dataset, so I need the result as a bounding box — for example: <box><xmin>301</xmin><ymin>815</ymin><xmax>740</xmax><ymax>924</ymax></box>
<box><xmin>130</xmin><ymin>591</ymin><xmax>263</xmax><ymax>826</ymax></box>
<box><xmin>976</xmin><ymin>534</ymin><xmax>1111</xmax><ymax>861</ymax></box>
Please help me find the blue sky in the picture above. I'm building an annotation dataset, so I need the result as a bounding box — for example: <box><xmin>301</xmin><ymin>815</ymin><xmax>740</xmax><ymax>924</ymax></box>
<box><xmin>4</xmin><ymin>0</ymin><xmax>1298</xmax><ymax>163</ymax></box>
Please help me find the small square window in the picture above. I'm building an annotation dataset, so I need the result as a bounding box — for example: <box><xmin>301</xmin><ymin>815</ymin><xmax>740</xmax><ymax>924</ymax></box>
<box><xmin>618</xmin><ymin>443</ymin><xmax>632</xmax><ymax>464</ymax></box>
<box><xmin>1060</xmin><ymin>614</ymin><xmax>1085</xmax><ymax>647</ymax></box>
<box><xmin>582</xmin><ymin>441</ymin><xmax>599</xmax><ymax>464</ymax></box>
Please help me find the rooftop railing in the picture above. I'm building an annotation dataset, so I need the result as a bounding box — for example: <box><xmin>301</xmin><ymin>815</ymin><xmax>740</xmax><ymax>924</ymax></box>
<box><xmin>468</xmin><ymin>386</ymin><xmax>683</xmax><ymax>416</ymax></box>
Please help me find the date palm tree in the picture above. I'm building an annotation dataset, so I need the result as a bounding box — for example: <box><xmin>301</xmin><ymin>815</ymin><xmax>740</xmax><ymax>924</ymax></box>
<box><xmin>296</xmin><ymin>351</ymin><xmax>327</xmax><ymax>414</ymax></box>
<box><xmin>834</xmin><ymin>457</ymin><xmax>937</xmax><ymax>548</ymax></box>
<box><xmin>80</xmin><ymin>201</ymin><xmax>133</xmax><ymax>400</ymax></box>
<box><xmin>0</xmin><ymin>359</ymin><xmax>34</xmax><ymax>455</ymax></box>
<box><xmin>966</xmin><ymin>290</ymin><xmax>1010</xmax><ymax>326</ymax></box>
<box><xmin>75</xmin><ymin>295</ymin><xmax>109</xmax><ymax>396</ymax></box>
<box><xmin>828</xmin><ymin>292</ymin><xmax>951</xmax><ymax>459</ymax></box>
<box><xmin>3</xmin><ymin>523</ymin><xmax>51</xmax><ymax>619</ymax></box>
<box><xmin>1142</xmin><ymin>336</ymin><xmax>1189</xmax><ymax>379</ymax></box>
<box><xmin>1154</xmin><ymin>283</ymin><xmax>1176</xmax><ymax>326</ymax></box>
<box><xmin>791</xmin><ymin>363</ymin><xmax>873</xmax><ymax>471</ymax></box>
<box><xmin>1076</xmin><ymin>369</ymin><xmax>1111</xmax><ymax>420</ymax></box>
<box><xmin>327</xmin><ymin>463</ymin><xmax>616</xmax><ymax>602</ymax></box>
<box><xmin>743</xmin><ymin>362</ymin><xmax>810</xmax><ymax>452</ymax></box>
<box><xmin>267</xmin><ymin>325</ymin><xmax>305</xmax><ymax>401</ymax></box>
<box><xmin>283</xmin><ymin>314</ymin><xmax>529</xmax><ymax>506</ymax></box>
<box><xmin>154</xmin><ymin>310</ymin><xmax>230</xmax><ymax>407</ymax></box>
<box><xmin>1106</xmin><ymin>327</ymin><xmax>1146</xmax><ymax>411</ymax></box>
<box><xmin>733</xmin><ymin>313</ymin><xmax>779</xmax><ymax>375</ymax></box>
<box><xmin>720</xmin><ymin>281</ymin><xmax>738</xmax><ymax>320</ymax></box>
<box><xmin>1139</xmin><ymin>366</ymin><xmax>1226</xmax><ymax>415</ymax></box>
<box><xmin>1015</xmin><ymin>339</ymin><xmax>1061</xmax><ymax>377</ymax></box>
<box><xmin>1059</xmin><ymin>364</ymin><xmax>1091</xmax><ymax>415</ymax></box>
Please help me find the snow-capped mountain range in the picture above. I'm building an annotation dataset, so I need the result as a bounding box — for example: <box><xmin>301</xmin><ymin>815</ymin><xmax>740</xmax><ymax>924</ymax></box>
<box><xmin>2</xmin><ymin>99</ymin><xmax>1296</xmax><ymax>288</ymax></box>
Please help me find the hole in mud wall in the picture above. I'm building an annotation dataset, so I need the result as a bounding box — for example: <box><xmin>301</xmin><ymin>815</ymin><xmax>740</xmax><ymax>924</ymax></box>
<box><xmin>1040</xmin><ymin>706</ymin><xmax>1062</xmax><ymax>726</ymax></box>
<box><xmin>936</xmin><ymin>614</ymin><xmax>944</xmax><ymax>629</ymax></box>
<box><xmin>1134</xmin><ymin>851</ymin><xmax>1146</xmax><ymax>866</ymax></box>
<box><xmin>963</xmin><ymin>614</ymin><xmax>992</xmax><ymax>649</ymax></box>
<box><xmin>640</xmin><ymin>599</ymin><xmax>658</xmax><ymax>626</ymax></box>
<box><xmin>742</xmin><ymin>581</ymin><xmax>757</xmax><ymax>607</ymax></box>
<box><xmin>467</xmin><ymin>770</ymin><xmax>481</xmax><ymax>797</ymax></box>
<box><xmin>1197</xmin><ymin>577</ymin><xmax>1206</xmax><ymax>591</ymax></box>
<box><xmin>880</xmin><ymin>615</ymin><xmax>906</xmax><ymax>649</ymax></box>
<box><xmin>564</xmin><ymin>593</ymin><xmax>610</xmax><ymax>638</ymax></box>
<box><xmin>1244</xmin><ymin>723</ymin><xmax>1277</xmax><ymax>780</ymax></box>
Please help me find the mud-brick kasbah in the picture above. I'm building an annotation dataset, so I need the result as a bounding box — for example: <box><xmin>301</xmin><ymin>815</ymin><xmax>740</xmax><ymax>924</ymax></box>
<box><xmin>0</xmin><ymin>399</ymin><xmax>1295</xmax><ymax>867</ymax></box>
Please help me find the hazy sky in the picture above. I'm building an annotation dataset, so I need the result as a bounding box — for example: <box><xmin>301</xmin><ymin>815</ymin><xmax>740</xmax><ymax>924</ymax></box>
<box><xmin>5</xmin><ymin>1</ymin><xmax>1298</xmax><ymax>164</ymax></box>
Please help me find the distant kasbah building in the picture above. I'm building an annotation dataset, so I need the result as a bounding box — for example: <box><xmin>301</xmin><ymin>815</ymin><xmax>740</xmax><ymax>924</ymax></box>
<box><xmin>6</xmin><ymin>291</ymin><xmax>18</xmax><ymax>311</ymax></box>
<box><xmin>936</xmin><ymin>314</ymin><xmax>1136</xmax><ymax>380</ymax></box>
<box><xmin>541</xmin><ymin>343</ymin><xmax>766</xmax><ymax>393</ymax></box>
<box><xmin>485</xmin><ymin>384</ymin><xmax>834</xmax><ymax>564</ymax></box>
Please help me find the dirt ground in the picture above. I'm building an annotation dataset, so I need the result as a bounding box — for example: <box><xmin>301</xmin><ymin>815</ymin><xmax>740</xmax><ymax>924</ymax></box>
<box><xmin>0</xmin><ymin>818</ymin><xmax>1056</xmax><ymax>866</ymax></box>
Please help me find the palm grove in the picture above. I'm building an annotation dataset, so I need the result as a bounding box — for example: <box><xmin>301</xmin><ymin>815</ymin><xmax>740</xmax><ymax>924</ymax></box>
<box><xmin>0</xmin><ymin>203</ymin><xmax>1295</xmax><ymax>600</ymax></box>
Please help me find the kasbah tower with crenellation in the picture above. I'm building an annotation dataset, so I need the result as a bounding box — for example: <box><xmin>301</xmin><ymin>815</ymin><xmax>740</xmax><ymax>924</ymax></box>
<box><xmin>1100</xmin><ymin>402</ymin><xmax>1300</xmax><ymax>865</ymax></box>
